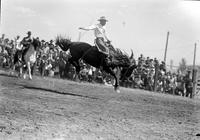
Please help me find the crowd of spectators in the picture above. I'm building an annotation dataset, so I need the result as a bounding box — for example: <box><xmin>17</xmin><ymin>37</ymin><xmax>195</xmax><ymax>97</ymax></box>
<box><xmin>0</xmin><ymin>33</ymin><xmax>194</xmax><ymax>97</ymax></box>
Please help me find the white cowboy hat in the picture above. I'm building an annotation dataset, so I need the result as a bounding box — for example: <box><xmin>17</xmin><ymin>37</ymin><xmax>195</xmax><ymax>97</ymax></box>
<box><xmin>98</xmin><ymin>16</ymin><xmax>108</xmax><ymax>22</ymax></box>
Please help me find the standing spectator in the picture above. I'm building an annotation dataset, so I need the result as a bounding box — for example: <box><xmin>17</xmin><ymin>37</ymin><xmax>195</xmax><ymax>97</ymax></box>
<box><xmin>49</xmin><ymin>40</ymin><xmax>54</xmax><ymax>50</ymax></box>
<box><xmin>184</xmin><ymin>70</ymin><xmax>193</xmax><ymax>97</ymax></box>
<box><xmin>0</xmin><ymin>34</ymin><xmax>5</xmax><ymax>53</ymax></box>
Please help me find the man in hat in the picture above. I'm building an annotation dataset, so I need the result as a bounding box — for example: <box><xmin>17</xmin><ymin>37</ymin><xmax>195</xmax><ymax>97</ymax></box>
<box><xmin>21</xmin><ymin>31</ymin><xmax>32</xmax><ymax>48</ymax></box>
<box><xmin>20</xmin><ymin>31</ymin><xmax>33</xmax><ymax>61</ymax></box>
<box><xmin>79</xmin><ymin>16</ymin><xmax>111</xmax><ymax>62</ymax></box>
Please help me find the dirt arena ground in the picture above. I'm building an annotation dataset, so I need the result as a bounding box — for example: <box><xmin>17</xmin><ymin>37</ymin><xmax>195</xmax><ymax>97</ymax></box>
<box><xmin>0</xmin><ymin>70</ymin><xmax>200</xmax><ymax>140</ymax></box>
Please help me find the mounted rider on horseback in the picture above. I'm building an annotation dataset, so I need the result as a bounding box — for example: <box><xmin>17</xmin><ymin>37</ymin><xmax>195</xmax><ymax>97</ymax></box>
<box><xmin>79</xmin><ymin>16</ymin><xmax>111</xmax><ymax>66</ymax></box>
<box><xmin>20</xmin><ymin>31</ymin><xmax>33</xmax><ymax>62</ymax></box>
<box><xmin>14</xmin><ymin>31</ymin><xmax>33</xmax><ymax>65</ymax></box>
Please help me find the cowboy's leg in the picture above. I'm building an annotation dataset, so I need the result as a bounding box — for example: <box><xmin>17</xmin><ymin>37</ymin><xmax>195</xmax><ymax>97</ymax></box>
<box><xmin>96</xmin><ymin>38</ymin><xmax>109</xmax><ymax>55</ymax></box>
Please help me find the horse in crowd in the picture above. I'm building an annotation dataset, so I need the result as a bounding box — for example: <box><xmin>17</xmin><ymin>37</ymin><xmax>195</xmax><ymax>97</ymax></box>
<box><xmin>12</xmin><ymin>38</ymin><xmax>41</xmax><ymax>79</ymax></box>
<box><xmin>56</xmin><ymin>36</ymin><xmax>136</xmax><ymax>92</ymax></box>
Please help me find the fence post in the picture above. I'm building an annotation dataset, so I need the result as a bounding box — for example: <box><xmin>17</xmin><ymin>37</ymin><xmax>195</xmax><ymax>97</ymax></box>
<box><xmin>154</xmin><ymin>63</ymin><xmax>159</xmax><ymax>92</ymax></box>
<box><xmin>191</xmin><ymin>69</ymin><xmax>197</xmax><ymax>98</ymax></box>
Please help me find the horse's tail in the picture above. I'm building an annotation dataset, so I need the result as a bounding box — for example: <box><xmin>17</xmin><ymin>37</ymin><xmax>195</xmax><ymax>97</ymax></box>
<box><xmin>56</xmin><ymin>36</ymin><xmax>71</xmax><ymax>51</ymax></box>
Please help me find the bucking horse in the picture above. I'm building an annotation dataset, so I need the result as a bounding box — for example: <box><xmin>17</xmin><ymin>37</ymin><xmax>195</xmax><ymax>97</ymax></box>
<box><xmin>56</xmin><ymin>36</ymin><xmax>136</xmax><ymax>92</ymax></box>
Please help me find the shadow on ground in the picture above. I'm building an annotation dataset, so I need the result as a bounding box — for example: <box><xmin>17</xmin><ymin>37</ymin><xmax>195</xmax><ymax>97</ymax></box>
<box><xmin>18</xmin><ymin>84</ymin><xmax>98</xmax><ymax>100</ymax></box>
<box><xmin>0</xmin><ymin>73</ymin><xmax>18</xmax><ymax>78</ymax></box>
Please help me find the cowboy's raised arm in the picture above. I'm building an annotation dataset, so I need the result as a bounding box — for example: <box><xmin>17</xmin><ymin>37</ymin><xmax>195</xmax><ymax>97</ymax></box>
<box><xmin>79</xmin><ymin>25</ymin><xmax>96</xmax><ymax>31</ymax></box>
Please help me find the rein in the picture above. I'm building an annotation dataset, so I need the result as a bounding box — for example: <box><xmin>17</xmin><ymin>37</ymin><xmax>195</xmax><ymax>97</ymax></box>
<box><xmin>80</xmin><ymin>46</ymin><xmax>93</xmax><ymax>60</ymax></box>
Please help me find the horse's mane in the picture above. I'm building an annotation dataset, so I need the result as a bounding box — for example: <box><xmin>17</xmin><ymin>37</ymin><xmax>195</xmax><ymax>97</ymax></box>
<box><xmin>108</xmin><ymin>44</ymin><xmax>131</xmax><ymax>67</ymax></box>
<box><xmin>32</xmin><ymin>38</ymin><xmax>41</xmax><ymax>50</ymax></box>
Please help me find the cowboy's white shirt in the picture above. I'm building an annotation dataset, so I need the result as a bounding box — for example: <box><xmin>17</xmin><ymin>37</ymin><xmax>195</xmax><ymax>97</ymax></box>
<box><xmin>83</xmin><ymin>24</ymin><xmax>107</xmax><ymax>40</ymax></box>
<box><xmin>15</xmin><ymin>39</ymin><xmax>22</xmax><ymax>50</ymax></box>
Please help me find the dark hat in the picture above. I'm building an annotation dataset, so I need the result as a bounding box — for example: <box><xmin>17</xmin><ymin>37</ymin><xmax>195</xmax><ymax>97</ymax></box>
<box><xmin>5</xmin><ymin>38</ymin><xmax>9</xmax><ymax>41</ymax></box>
<box><xmin>27</xmin><ymin>31</ymin><xmax>31</xmax><ymax>35</ymax></box>
<box><xmin>98</xmin><ymin>16</ymin><xmax>108</xmax><ymax>22</ymax></box>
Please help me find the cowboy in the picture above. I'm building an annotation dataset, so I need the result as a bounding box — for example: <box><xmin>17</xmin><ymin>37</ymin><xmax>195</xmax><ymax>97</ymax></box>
<box><xmin>79</xmin><ymin>16</ymin><xmax>111</xmax><ymax>59</ymax></box>
<box><xmin>21</xmin><ymin>31</ymin><xmax>32</xmax><ymax>48</ymax></box>
<box><xmin>21</xmin><ymin>31</ymin><xmax>33</xmax><ymax>61</ymax></box>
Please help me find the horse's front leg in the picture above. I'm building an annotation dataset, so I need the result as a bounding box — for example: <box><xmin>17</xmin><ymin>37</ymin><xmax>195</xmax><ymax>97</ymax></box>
<box><xmin>27</xmin><ymin>62</ymin><xmax>32</xmax><ymax>80</ymax></box>
<box><xmin>103</xmin><ymin>66</ymin><xmax>121</xmax><ymax>93</ymax></box>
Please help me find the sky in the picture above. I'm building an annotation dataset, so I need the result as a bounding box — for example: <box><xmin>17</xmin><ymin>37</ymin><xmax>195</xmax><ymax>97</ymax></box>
<box><xmin>1</xmin><ymin>0</ymin><xmax>200</xmax><ymax>67</ymax></box>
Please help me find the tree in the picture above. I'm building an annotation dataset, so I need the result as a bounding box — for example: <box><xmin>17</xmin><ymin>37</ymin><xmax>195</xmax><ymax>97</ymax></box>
<box><xmin>178</xmin><ymin>58</ymin><xmax>187</xmax><ymax>74</ymax></box>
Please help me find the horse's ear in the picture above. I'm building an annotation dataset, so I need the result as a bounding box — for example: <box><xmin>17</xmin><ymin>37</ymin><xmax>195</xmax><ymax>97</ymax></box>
<box><xmin>130</xmin><ymin>49</ymin><xmax>134</xmax><ymax>59</ymax></box>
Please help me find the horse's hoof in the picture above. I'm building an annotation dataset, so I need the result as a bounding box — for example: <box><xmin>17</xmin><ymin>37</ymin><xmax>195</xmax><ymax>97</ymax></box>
<box><xmin>115</xmin><ymin>89</ymin><xmax>120</xmax><ymax>93</ymax></box>
<box><xmin>10</xmin><ymin>71</ymin><xmax>14</xmax><ymax>76</ymax></box>
<box><xmin>18</xmin><ymin>74</ymin><xmax>22</xmax><ymax>78</ymax></box>
<box><xmin>23</xmin><ymin>75</ymin><xmax>26</xmax><ymax>79</ymax></box>
<box><xmin>114</xmin><ymin>87</ymin><xmax>120</xmax><ymax>93</ymax></box>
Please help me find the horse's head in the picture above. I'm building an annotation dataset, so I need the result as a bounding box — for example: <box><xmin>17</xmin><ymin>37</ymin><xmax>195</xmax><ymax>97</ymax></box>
<box><xmin>107</xmin><ymin>44</ymin><xmax>132</xmax><ymax>67</ymax></box>
<box><xmin>32</xmin><ymin>38</ymin><xmax>41</xmax><ymax>50</ymax></box>
<box><xmin>120</xmin><ymin>50</ymin><xmax>137</xmax><ymax>80</ymax></box>
<box><xmin>55</xmin><ymin>36</ymin><xmax>71</xmax><ymax>51</ymax></box>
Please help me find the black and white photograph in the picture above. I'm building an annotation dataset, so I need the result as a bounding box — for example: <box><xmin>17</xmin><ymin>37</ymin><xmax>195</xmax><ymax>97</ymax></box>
<box><xmin>0</xmin><ymin>0</ymin><xmax>200</xmax><ymax>139</ymax></box>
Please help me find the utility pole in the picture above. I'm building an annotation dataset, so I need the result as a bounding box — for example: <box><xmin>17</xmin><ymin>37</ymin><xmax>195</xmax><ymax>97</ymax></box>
<box><xmin>0</xmin><ymin>0</ymin><xmax>1</xmax><ymax>26</ymax></box>
<box><xmin>191</xmin><ymin>43</ymin><xmax>197</xmax><ymax>98</ymax></box>
<box><xmin>164</xmin><ymin>31</ymin><xmax>170</xmax><ymax>64</ymax></box>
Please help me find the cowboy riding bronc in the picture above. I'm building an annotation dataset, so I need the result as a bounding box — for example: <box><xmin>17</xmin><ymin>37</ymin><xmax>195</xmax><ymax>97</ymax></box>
<box><xmin>79</xmin><ymin>16</ymin><xmax>111</xmax><ymax>64</ymax></box>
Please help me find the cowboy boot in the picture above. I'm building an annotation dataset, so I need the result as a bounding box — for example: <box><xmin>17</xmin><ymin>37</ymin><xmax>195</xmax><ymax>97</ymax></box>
<box><xmin>105</xmin><ymin>55</ymin><xmax>112</xmax><ymax>66</ymax></box>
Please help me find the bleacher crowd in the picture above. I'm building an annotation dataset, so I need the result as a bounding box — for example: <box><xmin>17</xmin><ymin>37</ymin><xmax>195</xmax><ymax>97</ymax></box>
<box><xmin>0</xmin><ymin>33</ymin><xmax>193</xmax><ymax>97</ymax></box>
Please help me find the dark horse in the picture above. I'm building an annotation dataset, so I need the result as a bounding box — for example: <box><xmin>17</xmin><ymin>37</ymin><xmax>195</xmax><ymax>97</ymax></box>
<box><xmin>56</xmin><ymin>36</ymin><xmax>134</xmax><ymax>92</ymax></box>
